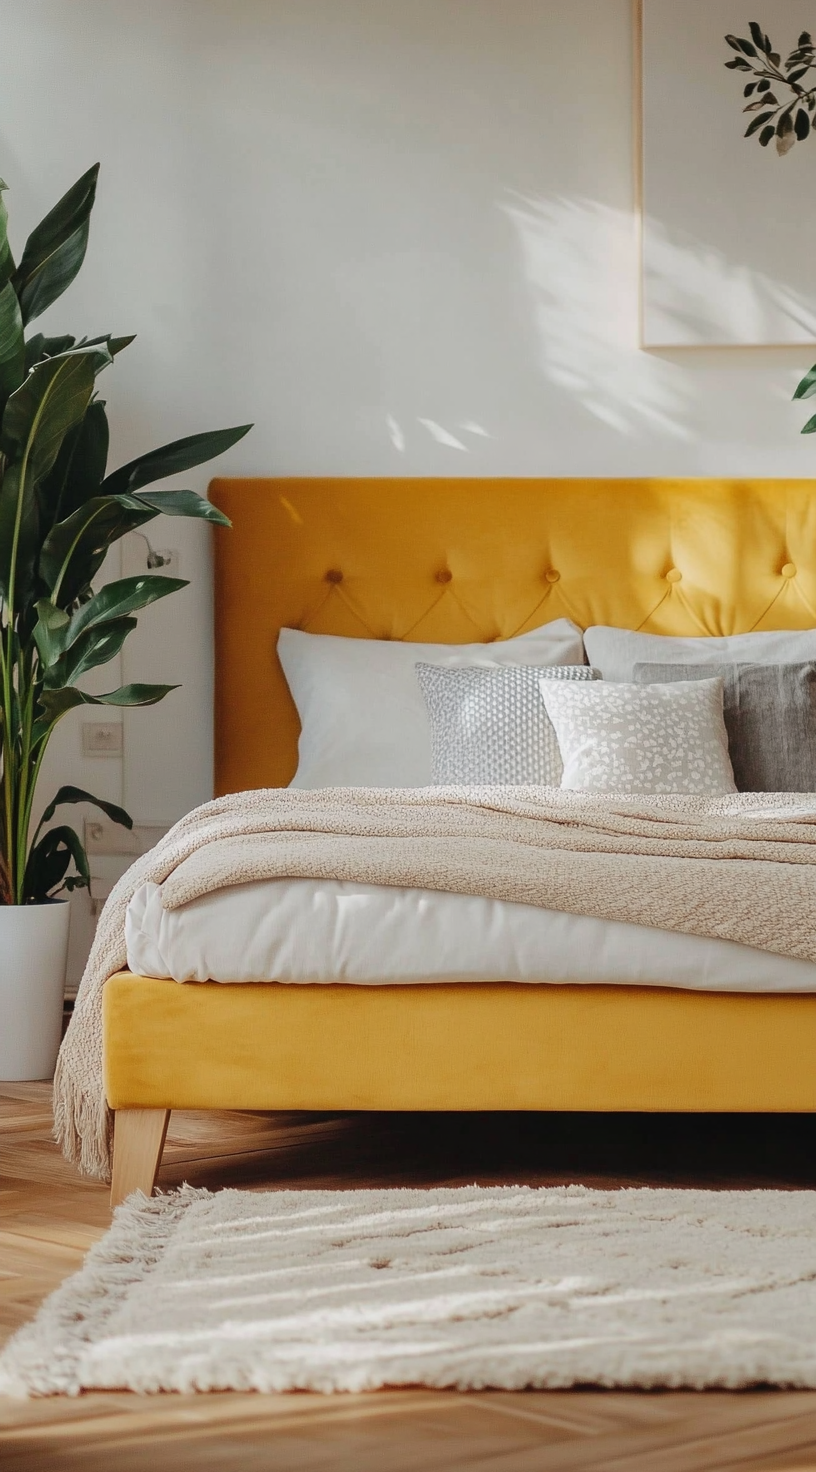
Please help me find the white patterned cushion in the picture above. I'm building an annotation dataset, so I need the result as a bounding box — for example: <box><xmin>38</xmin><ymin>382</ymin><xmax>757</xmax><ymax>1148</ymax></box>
<box><xmin>538</xmin><ymin>677</ymin><xmax>736</xmax><ymax>795</ymax></box>
<box><xmin>416</xmin><ymin>664</ymin><xmax>596</xmax><ymax>786</ymax></box>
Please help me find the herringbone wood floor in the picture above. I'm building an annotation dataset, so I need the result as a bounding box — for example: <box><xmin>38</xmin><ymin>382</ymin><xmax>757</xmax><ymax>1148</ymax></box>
<box><xmin>3</xmin><ymin>1084</ymin><xmax>816</xmax><ymax>1471</ymax></box>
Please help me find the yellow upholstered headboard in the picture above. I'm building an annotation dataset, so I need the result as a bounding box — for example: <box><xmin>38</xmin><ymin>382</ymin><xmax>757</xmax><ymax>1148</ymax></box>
<box><xmin>210</xmin><ymin>478</ymin><xmax>816</xmax><ymax>795</ymax></box>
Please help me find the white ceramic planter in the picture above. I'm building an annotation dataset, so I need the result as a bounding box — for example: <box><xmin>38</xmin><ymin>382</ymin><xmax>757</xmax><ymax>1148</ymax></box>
<box><xmin>0</xmin><ymin>901</ymin><xmax>70</xmax><ymax>1080</ymax></box>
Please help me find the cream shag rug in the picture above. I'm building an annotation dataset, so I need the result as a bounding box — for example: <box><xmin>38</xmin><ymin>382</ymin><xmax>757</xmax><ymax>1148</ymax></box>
<box><xmin>2</xmin><ymin>1183</ymin><xmax>816</xmax><ymax>1397</ymax></box>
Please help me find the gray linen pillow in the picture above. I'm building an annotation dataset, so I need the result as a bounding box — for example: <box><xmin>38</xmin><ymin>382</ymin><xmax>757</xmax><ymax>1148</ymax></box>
<box><xmin>632</xmin><ymin>662</ymin><xmax>816</xmax><ymax>792</ymax></box>
<box><xmin>415</xmin><ymin>663</ymin><xmax>596</xmax><ymax>785</ymax></box>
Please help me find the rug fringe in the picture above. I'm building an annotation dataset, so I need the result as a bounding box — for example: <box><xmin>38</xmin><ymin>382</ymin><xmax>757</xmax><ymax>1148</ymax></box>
<box><xmin>0</xmin><ymin>1186</ymin><xmax>205</xmax><ymax>1397</ymax></box>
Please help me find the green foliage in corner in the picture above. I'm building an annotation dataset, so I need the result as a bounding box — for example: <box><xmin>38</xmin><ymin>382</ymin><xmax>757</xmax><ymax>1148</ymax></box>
<box><xmin>0</xmin><ymin>164</ymin><xmax>251</xmax><ymax>904</ymax></box>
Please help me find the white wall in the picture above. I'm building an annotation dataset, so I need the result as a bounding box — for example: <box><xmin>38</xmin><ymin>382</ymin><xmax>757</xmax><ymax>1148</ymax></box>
<box><xmin>1</xmin><ymin>0</ymin><xmax>814</xmax><ymax>977</ymax></box>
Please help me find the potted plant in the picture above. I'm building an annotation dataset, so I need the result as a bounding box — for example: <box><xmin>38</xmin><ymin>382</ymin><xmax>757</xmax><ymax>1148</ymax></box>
<box><xmin>0</xmin><ymin>162</ymin><xmax>250</xmax><ymax>1080</ymax></box>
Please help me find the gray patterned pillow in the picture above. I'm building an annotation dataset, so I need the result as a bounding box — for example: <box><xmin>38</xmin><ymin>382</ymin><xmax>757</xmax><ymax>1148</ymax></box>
<box><xmin>415</xmin><ymin>664</ymin><xmax>596</xmax><ymax>786</ymax></box>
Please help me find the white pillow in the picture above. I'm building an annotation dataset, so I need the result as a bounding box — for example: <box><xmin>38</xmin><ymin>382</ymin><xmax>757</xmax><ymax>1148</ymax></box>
<box><xmin>279</xmin><ymin>621</ymin><xmax>585</xmax><ymax>787</ymax></box>
<box><xmin>584</xmin><ymin>624</ymin><xmax>816</xmax><ymax>682</ymax></box>
<box><xmin>538</xmin><ymin>676</ymin><xmax>736</xmax><ymax>795</ymax></box>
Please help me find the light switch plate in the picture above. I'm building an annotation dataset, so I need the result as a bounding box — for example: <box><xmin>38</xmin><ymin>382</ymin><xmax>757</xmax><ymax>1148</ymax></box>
<box><xmin>82</xmin><ymin>723</ymin><xmax>123</xmax><ymax>757</ymax></box>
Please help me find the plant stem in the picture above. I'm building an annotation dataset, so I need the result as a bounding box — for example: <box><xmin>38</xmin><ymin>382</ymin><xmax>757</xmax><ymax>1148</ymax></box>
<box><xmin>1</xmin><ymin>617</ymin><xmax>14</xmax><ymax>903</ymax></box>
<box><xmin>14</xmin><ymin>645</ymin><xmax>37</xmax><ymax>903</ymax></box>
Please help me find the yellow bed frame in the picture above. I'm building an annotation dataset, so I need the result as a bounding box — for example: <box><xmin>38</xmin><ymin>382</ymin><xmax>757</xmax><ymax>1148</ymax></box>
<box><xmin>105</xmin><ymin>477</ymin><xmax>816</xmax><ymax>1204</ymax></box>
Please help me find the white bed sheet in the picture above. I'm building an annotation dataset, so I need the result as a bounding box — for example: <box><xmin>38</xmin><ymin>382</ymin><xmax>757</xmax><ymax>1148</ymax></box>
<box><xmin>125</xmin><ymin>878</ymin><xmax>816</xmax><ymax>993</ymax></box>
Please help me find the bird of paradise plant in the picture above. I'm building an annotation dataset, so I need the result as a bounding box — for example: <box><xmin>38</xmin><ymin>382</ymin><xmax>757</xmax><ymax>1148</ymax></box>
<box><xmin>0</xmin><ymin>163</ymin><xmax>250</xmax><ymax>905</ymax></box>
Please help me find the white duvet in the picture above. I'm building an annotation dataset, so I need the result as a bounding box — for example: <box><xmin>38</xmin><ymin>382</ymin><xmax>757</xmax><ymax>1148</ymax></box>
<box><xmin>125</xmin><ymin>878</ymin><xmax>816</xmax><ymax>993</ymax></box>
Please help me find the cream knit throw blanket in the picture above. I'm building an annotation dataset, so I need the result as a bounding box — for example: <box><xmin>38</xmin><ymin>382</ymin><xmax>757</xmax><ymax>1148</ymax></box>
<box><xmin>54</xmin><ymin>786</ymin><xmax>816</xmax><ymax>1181</ymax></box>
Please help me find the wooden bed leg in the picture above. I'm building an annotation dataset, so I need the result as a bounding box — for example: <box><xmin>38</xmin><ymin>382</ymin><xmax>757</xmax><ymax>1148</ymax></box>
<box><xmin>110</xmin><ymin>1108</ymin><xmax>170</xmax><ymax>1208</ymax></box>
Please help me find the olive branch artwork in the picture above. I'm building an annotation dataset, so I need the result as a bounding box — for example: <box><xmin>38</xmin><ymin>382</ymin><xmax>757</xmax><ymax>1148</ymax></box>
<box><xmin>724</xmin><ymin>21</ymin><xmax>816</xmax><ymax>153</ymax></box>
<box><xmin>722</xmin><ymin>21</ymin><xmax>816</xmax><ymax>429</ymax></box>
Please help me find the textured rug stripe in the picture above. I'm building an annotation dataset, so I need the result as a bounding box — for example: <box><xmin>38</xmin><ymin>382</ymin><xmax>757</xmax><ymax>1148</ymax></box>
<box><xmin>1</xmin><ymin>1184</ymin><xmax>815</xmax><ymax>1396</ymax></box>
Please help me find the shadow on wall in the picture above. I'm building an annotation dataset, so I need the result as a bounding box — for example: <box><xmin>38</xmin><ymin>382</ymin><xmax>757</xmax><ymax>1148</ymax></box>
<box><xmin>500</xmin><ymin>193</ymin><xmax>692</xmax><ymax>440</ymax></box>
<box><xmin>498</xmin><ymin>192</ymin><xmax>816</xmax><ymax>445</ymax></box>
<box><xmin>642</xmin><ymin>215</ymin><xmax>816</xmax><ymax>349</ymax></box>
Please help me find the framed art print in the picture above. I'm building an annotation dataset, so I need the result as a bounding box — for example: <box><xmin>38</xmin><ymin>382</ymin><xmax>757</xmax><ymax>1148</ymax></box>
<box><xmin>639</xmin><ymin>0</ymin><xmax>816</xmax><ymax>346</ymax></box>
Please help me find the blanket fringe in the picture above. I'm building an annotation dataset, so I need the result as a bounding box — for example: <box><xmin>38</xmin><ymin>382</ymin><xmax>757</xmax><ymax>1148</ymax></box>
<box><xmin>52</xmin><ymin>1045</ymin><xmax>112</xmax><ymax>1184</ymax></box>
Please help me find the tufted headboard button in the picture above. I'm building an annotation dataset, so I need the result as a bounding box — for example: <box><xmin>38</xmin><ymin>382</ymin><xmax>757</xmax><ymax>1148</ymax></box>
<box><xmin>325</xmin><ymin>568</ymin><xmax>343</xmax><ymax>584</ymax></box>
<box><xmin>544</xmin><ymin>569</ymin><xmax>560</xmax><ymax>584</ymax></box>
<box><xmin>781</xmin><ymin>562</ymin><xmax>797</xmax><ymax>578</ymax></box>
<box><xmin>665</xmin><ymin>567</ymin><xmax>682</xmax><ymax>584</ymax></box>
<box><xmin>435</xmin><ymin>568</ymin><xmax>453</xmax><ymax>584</ymax></box>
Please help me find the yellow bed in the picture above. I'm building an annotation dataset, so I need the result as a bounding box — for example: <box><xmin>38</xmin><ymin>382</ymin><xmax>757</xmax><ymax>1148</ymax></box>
<box><xmin>105</xmin><ymin>477</ymin><xmax>816</xmax><ymax>1204</ymax></box>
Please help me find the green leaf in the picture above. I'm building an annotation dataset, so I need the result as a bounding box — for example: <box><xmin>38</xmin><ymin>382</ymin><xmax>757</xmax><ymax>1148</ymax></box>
<box><xmin>94</xmin><ymin>681</ymin><xmax>177</xmax><ymax>707</ymax></box>
<box><xmin>725</xmin><ymin>34</ymin><xmax>743</xmax><ymax>51</ymax></box>
<box><xmin>32</xmin><ymin>600</ymin><xmax>70</xmax><ymax>666</ymax></box>
<box><xmin>793</xmin><ymin>363</ymin><xmax>816</xmax><ymax>400</ymax></box>
<box><xmin>38</xmin><ymin>399</ymin><xmax>110</xmax><ymax>525</ymax></box>
<box><xmin>23</xmin><ymin>824</ymin><xmax>89</xmax><ymax>902</ymax></box>
<box><xmin>745</xmin><ymin>110</ymin><xmax>775</xmax><ymax>136</ymax></box>
<box><xmin>0</xmin><ymin>462</ymin><xmax>39</xmax><ymax>605</ymax></box>
<box><xmin>796</xmin><ymin>108</ymin><xmax>811</xmax><ymax>139</ymax></box>
<box><xmin>41</xmin><ymin>616</ymin><xmax>137</xmax><ymax>690</ymax></box>
<box><xmin>62</xmin><ymin>573</ymin><xmax>187</xmax><ymax>645</ymax></box>
<box><xmin>744</xmin><ymin>81</ymin><xmax>757</xmax><ymax>96</ymax></box>
<box><xmin>38</xmin><ymin>783</ymin><xmax>132</xmax><ymax>829</ymax></box>
<box><xmin>726</xmin><ymin>57</ymin><xmax>752</xmax><ymax>70</ymax></box>
<box><xmin>11</xmin><ymin>164</ymin><xmax>99</xmax><ymax>325</ymax></box>
<box><xmin>35</xmin><ymin>682</ymin><xmax>177</xmax><ymax>739</ymax></box>
<box><xmin>748</xmin><ymin>21</ymin><xmax>767</xmax><ymax>51</ymax></box>
<box><xmin>136</xmin><ymin>488</ymin><xmax>231</xmax><ymax>526</ymax></box>
<box><xmin>78</xmin><ymin>332</ymin><xmax>134</xmax><ymax>358</ymax></box>
<box><xmin>0</xmin><ymin>279</ymin><xmax>24</xmax><ymax>403</ymax></box>
<box><xmin>1</xmin><ymin>347</ymin><xmax>110</xmax><ymax>482</ymax></box>
<box><xmin>801</xmin><ymin>411</ymin><xmax>816</xmax><ymax>433</ymax></box>
<box><xmin>100</xmin><ymin>424</ymin><xmax>252</xmax><ymax>497</ymax></box>
<box><xmin>757</xmin><ymin>78</ymin><xmax>771</xmax><ymax>91</ymax></box>
<box><xmin>788</xmin><ymin>67</ymin><xmax>809</xmax><ymax>83</ymax></box>
<box><xmin>38</xmin><ymin>492</ymin><xmax>157</xmax><ymax>603</ymax></box>
<box><xmin>0</xmin><ymin>179</ymin><xmax>15</xmax><ymax>290</ymax></box>
<box><xmin>23</xmin><ymin>333</ymin><xmax>77</xmax><ymax>373</ymax></box>
<box><xmin>799</xmin><ymin>31</ymin><xmax>813</xmax><ymax>46</ymax></box>
<box><xmin>759</xmin><ymin>124</ymin><xmax>776</xmax><ymax>146</ymax></box>
<box><xmin>24</xmin><ymin>333</ymin><xmax>130</xmax><ymax>375</ymax></box>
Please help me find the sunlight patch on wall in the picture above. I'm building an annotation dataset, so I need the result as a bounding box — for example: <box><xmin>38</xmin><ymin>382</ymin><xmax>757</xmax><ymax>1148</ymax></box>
<box><xmin>643</xmin><ymin>216</ymin><xmax>816</xmax><ymax>348</ymax></box>
<box><xmin>386</xmin><ymin>413</ymin><xmax>406</xmax><ymax>452</ymax></box>
<box><xmin>501</xmin><ymin>194</ymin><xmax>691</xmax><ymax>440</ymax></box>
<box><xmin>418</xmin><ymin>418</ymin><xmax>469</xmax><ymax>451</ymax></box>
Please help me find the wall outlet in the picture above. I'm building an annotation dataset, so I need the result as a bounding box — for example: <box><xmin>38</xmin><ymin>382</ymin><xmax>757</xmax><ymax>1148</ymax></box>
<box><xmin>84</xmin><ymin>815</ymin><xmax>169</xmax><ymax>857</ymax></box>
<box><xmin>121</xmin><ymin>533</ymin><xmax>181</xmax><ymax>579</ymax></box>
<box><xmin>82</xmin><ymin>723</ymin><xmax>123</xmax><ymax>757</ymax></box>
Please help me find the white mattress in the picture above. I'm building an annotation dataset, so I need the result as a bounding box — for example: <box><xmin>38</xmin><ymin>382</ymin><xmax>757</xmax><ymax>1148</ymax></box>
<box><xmin>125</xmin><ymin>878</ymin><xmax>816</xmax><ymax>993</ymax></box>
